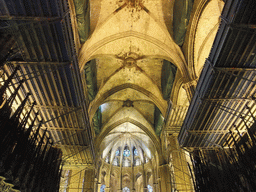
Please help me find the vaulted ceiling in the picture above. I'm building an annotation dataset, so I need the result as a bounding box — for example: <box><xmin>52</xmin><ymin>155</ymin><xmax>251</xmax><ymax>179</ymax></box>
<box><xmin>0</xmin><ymin>0</ymin><xmax>228</xmax><ymax>170</ymax></box>
<box><xmin>67</xmin><ymin>0</ymin><xmax>225</xmax><ymax>164</ymax></box>
<box><xmin>75</xmin><ymin>0</ymin><xmax>194</xmax><ymax>162</ymax></box>
<box><xmin>1</xmin><ymin>1</ymin><xmax>256</xmax><ymax>191</ymax></box>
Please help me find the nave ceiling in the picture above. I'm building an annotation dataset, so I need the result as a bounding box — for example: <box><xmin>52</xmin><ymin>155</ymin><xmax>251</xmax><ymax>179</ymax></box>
<box><xmin>0</xmin><ymin>0</ymin><xmax>226</xmax><ymax>179</ymax></box>
<box><xmin>73</xmin><ymin>0</ymin><xmax>222</xmax><ymax>164</ymax></box>
<box><xmin>78</xmin><ymin>0</ymin><xmax>186</xmax><ymax>161</ymax></box>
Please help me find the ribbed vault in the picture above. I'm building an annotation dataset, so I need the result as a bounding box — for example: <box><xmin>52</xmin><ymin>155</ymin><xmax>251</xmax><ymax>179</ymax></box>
<box><xmin>82</xmin><ymin>0</ymin><xmax>191</xmax><ymax>173</ymax></box>
<box><xmin>3</xmin><ymin>0</ymin><xmax>254</xmax><ymax>191</ymax></box>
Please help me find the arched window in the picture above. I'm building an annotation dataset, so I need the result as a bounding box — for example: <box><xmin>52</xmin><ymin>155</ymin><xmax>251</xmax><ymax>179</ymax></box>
<box><xmin>134</xmin><ymin>148</ymin><xmax>138</xmax><ymax>156</ymax></box>
<box><xmin>113</xmin><ymin>157</ymin><xmax>119</xmax><ymax>166</ymax></box>
<box><xmin>123</xmin><ymin>148</ymin><xmax>130</xmax><ymax>157</ymax></box>
<box><xmin>147</xmin><ymin>184</ymin><xmax>153</xmax><ymax>192</ymax></box>
<box><xmin>135</xmin><ymin>158</ymin><xmax>141</xmax><ymax>166</ymax></box>
<box><xmin>123</xmin><ymin>187</ymin><xmax>130</xmax><ymax>192</ymax></box>
<box><xmin>115</xmin><ymin>148</ymin><xmax>120</xmax><ymax>156</ymax></box>
<box><xmin>105</xmin><ymin>155</ymin><xmax>109</xmax><ymax>163</ymax></box>
<box><xmin>123</xmin><ymin>158</ymin><xmax>131</xmax><ymax>167</ymax></box>
<box><xmin>100</xmin><ymin>184</ymin><xmax>106</xmax><ymax>192</ymax></box>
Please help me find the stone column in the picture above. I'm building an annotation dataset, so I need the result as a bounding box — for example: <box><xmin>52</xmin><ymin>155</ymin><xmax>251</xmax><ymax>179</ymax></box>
<box><xmin>182</xmin><ymin>79</ymin><xmax>197</xmax><ymax>101</ymax></box>
<box><xmin>119</xmin><ymin>166</ymin><xmax>122</xmax><ymax>191</ymax></box>
<box><xmin>94</xmin><ymin>178</ymin><xmax>98</xmax><ymax>192</ymax></box>
<box><xmin>83</xmin><ymin>169</ymin><xmax>95</xmax><ymax>191</ymax></box>
<box><xmin>157</xmin><ymin>178</ymin><xmax>161</xmax><ymax>192</ymax></box>
<box><xmin>159</xmin><ymin>164</ymin><xmax>172</xmax><ymax>192</ymax></box>
<box><xmin>105</xmin><ymin>167</ymin><xmax>111</xmax><ymax>192</ymax></box>
<box><xmin>132</xmin><ymin>164</ymin><xmax>135</xmax><ymax>191</ymax></box>
<box><xmin>97</xmin><ymin>183</ymin><xmax>102</xmax><ymax>192</ymax></box>
<box><xmin>96</xmin><ymin>160</ymin><xmax>103</xmax><ymax>192</ymax></box>
<box><xmin>142</xmin><ymin>162</ymin><xmax>147</xmax><ymax>192</ymax></box>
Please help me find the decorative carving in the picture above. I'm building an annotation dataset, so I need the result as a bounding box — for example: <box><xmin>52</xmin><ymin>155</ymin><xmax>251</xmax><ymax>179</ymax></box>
<box><xmin>182</xmin><ymin>79</ymin><xmax>198</xmax><ymax>101</ymax></box>
<box><xmin>116</xmin><ymin>0</ymin><xmax>145</xmax><ymax>22</ymax></box>
<box><xmin>124</xmin><ymin>58</ymin><xmax>136</xmax><ymax>68</ymax></box>
<box><xmin>182</xmin><ymin>79</ymin><xmax>198</xmax><ymax>88</ymax></box>
<box><xmin>115</xmin><ymin>49</ymin><xmax>145</xmax><ymax>69</ymax></box>
<box><xmin>122</xmin><ymin>99</ymin><xmax>134</xmax><ymax>107</ymax></box>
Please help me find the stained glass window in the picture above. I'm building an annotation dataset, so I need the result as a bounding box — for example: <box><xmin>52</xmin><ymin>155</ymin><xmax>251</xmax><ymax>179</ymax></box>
<box><xmin>123</xmin><ymin>187</ymin><xmax>130</xmax><ymax>192</ymax></box>
<box><xmin>105</xmin><ymin>155</ymin><xmax>109</xmax><ymax>163</ymax></box>
<box><xmin>113</xmin><ymin>157</ymin><xmax>118</xmax><ymax>166</ymax></box>
<box><xmin>100</xmin><ymin>184</ymin><xmax>106</xmax><ymax>192</ymax></box>
<box><xmin>135</xmin><ymin>158</ymin><xmax>140</xmax><ymax>166</ymax></box>
<box><xmin>147</xmin><ymin>184</ymin><xmax>153</xmax><ymax>192</ymax></box>
<box><xmin>123</xmin><ymin>149</ymin><xmax>130</xmax><ymax>157</ymax></box>
<box><xmin>134</xmin><ymin>148</ymin><xmax>138</xmax><ymax>156</ymax></box>
<box><xmin>115</xmin><ymin>149</ymin><xmax>120</xmax><ymax>156</ymax></box>
<box><xmin>123</xmin><ymin>158</ymin><xmax>130</xmax><ymax>167</ymax></box>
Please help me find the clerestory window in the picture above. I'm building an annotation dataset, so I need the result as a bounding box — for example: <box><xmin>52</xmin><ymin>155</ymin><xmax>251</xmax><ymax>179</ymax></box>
<box><xmin>100</xmin><ymin>184</ymin><xmax>106</xmax><ymax>192</ymax></box>
<box><xmin>123</xmin><ymin>187</ymin><xmax>130</xmax><ymax>192</ymax></box>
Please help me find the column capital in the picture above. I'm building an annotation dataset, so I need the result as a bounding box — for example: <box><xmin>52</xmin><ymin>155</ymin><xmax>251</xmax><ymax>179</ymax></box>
<box><xmin>182</xmin><ymin>79</ymin><xmax>198</xmax><ymax>101</ymax></box>
<box><xmin>182</xmin><ymin>79</ymin><xmax>198</xmax><ymax>89</ymax></box>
